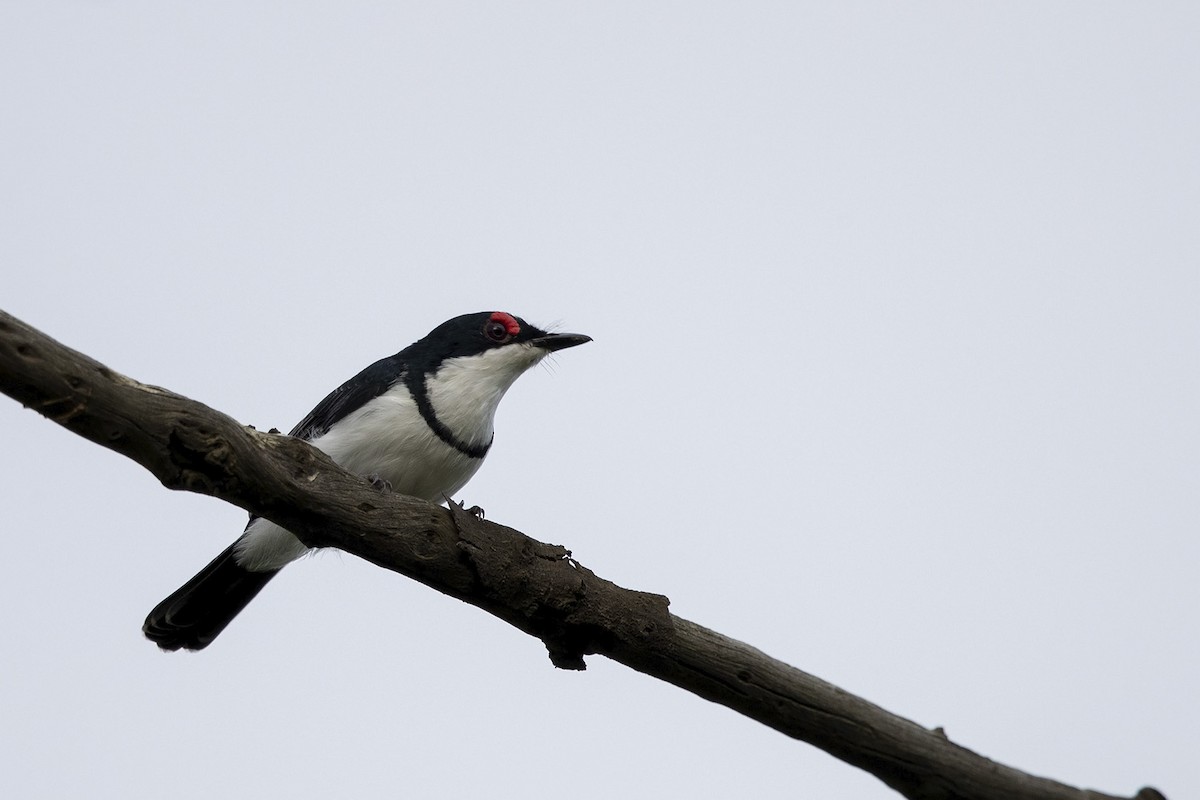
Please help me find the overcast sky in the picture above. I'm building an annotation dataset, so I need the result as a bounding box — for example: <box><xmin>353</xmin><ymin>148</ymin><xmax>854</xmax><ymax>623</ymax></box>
<box><xmin>2</xmin><ymin>4</ymin><xmax>1196</xmax><ymax>799</ymax></box>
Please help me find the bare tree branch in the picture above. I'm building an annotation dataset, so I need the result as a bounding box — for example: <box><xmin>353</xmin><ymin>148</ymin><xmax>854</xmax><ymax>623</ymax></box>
<box><xmin>0</xmin><ymin>308</ymin><xmax>1165</xmax><ymax>800</ymax></box>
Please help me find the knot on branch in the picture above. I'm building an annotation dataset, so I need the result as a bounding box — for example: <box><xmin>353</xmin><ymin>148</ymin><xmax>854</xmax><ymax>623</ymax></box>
<box><xmin>166</xmin><ymin>417</ymin><xmax>236</xmax><ymax>493</ymax></box>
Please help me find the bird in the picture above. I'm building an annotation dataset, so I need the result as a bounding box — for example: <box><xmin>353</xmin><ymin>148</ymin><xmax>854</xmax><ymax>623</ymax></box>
<box><xmin>143</xmin><ymin>311</ymin><xmax>591</xmax><ymax>651</ymax></box>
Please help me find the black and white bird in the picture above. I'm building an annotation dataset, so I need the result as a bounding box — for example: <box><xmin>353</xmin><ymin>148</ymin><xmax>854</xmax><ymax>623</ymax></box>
<box><xmin>143</xmin><ymin>311</ymin><xmax>590</xmax><ymax>651</ymax></box>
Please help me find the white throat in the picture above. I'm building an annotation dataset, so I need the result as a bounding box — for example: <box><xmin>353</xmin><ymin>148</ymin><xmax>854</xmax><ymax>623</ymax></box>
<box><xmin>424</xmin><ymin>343</ymin><xmax>547</xmax><ymax>448</ymax></box>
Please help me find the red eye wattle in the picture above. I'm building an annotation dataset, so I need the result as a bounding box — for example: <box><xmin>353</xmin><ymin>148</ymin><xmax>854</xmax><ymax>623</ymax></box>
<box><xmin>484</xmin><ymin>311</ymin><xmax>520</xmax><ymax>342</ymax></box>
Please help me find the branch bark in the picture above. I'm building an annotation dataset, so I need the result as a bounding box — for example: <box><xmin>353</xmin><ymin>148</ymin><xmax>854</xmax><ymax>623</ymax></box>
<box><xmin>0</xmin><ymin>308</ymin><xmax>1165</xmax><ymax>800</ymax></box>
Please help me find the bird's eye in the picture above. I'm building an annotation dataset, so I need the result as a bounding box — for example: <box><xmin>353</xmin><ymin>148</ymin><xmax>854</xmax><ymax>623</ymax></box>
<box><xmin>484</xmin><ymin>320</ymin><xmax>510</xmax><ymax>342</ymax></box>
<box><xmin>484</xmin><ymin>311</ymin><xmax>520</xmax><ymax>343</ymax></box>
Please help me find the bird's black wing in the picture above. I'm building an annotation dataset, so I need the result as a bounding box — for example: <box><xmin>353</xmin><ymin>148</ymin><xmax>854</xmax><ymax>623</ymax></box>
<box><xmin>288</xmin><ymin>353</ymin><xmax>407</xmax><ymax>441</ymax></box>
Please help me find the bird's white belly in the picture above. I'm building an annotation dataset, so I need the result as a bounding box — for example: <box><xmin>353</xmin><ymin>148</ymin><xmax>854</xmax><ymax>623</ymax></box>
<box><xmin>234</xmin><ymin>384</ymin><xmax>487</xmax><ymax>571</ymax></box>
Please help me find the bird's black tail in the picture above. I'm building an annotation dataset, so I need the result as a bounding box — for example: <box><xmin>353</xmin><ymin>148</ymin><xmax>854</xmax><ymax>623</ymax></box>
<box><xmin>143</xmin><ymin>543</ymin><xmax>279</xmax><ymax>651</ymax></box>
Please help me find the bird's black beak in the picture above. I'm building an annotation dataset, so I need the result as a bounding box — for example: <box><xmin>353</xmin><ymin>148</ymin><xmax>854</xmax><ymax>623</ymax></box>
<box><xmin>531</xmin><ymin>332</ymin><xmax>592</xmax><ymax>352</ymax></box>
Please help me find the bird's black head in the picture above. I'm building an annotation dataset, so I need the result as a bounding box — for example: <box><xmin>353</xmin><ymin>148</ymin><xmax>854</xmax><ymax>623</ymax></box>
<box><xmin>398</xmin><ymin>311</ymin><xmax>591</xmax><ymax>377</ymax></box>
<box><xmin>410</xmin><ymin>311</ymin><xmax>589</xmax><ymax>363</ymax></box>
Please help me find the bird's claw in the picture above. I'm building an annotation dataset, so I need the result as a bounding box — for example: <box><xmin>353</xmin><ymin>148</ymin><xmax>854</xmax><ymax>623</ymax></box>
<box><xmin>367</xmin><ymin>474</ymin><xmax>392</xmax><ymax>492</ymax></box>
<box><xmin>465</xmin><ymin>505</ymin><xmax>485</xmax><ymax>519</ymax></box>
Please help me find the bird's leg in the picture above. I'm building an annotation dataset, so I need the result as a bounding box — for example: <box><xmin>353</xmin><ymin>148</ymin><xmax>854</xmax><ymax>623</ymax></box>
<box><xmin>366</xmin><ymin>473</ymin><xmax>392</xmax><ymax>492</ymax></box>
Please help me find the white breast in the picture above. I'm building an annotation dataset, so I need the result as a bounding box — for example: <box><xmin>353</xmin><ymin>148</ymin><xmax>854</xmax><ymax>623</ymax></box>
<box><xmin>311</xmin><ymin>383</ymin><xmax>485</xmax><ymax>501</ymax></box>
<box><xmin>235</xmin><ymin>383</ymin><xmax>485</xmax><ymax>571</ymax></box>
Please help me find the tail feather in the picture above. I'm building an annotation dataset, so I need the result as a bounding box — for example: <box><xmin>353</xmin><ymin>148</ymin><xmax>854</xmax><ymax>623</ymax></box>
<box><xmin>143</xmin><ymin>542</ymin><xmax>279</xmax><ymax>651</ymax></box>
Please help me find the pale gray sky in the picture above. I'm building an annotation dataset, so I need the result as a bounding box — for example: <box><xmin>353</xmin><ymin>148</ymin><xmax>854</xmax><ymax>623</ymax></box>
<box><xmin>2</xmin><ymin>3</ymin><xmax>1197</xmax><ymax>799</ymax></box>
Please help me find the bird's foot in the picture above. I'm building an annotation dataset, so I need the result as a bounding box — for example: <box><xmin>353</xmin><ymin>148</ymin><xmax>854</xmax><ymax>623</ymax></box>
<box><xmin>367</xmin><ymin>474</ymin><xmax>392</xmax><ymax>492</ymax></box>
<box><xmin>442</xmin><ymin>495</ymin><xmax>485</xmax><ymax>519</ymax></box>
